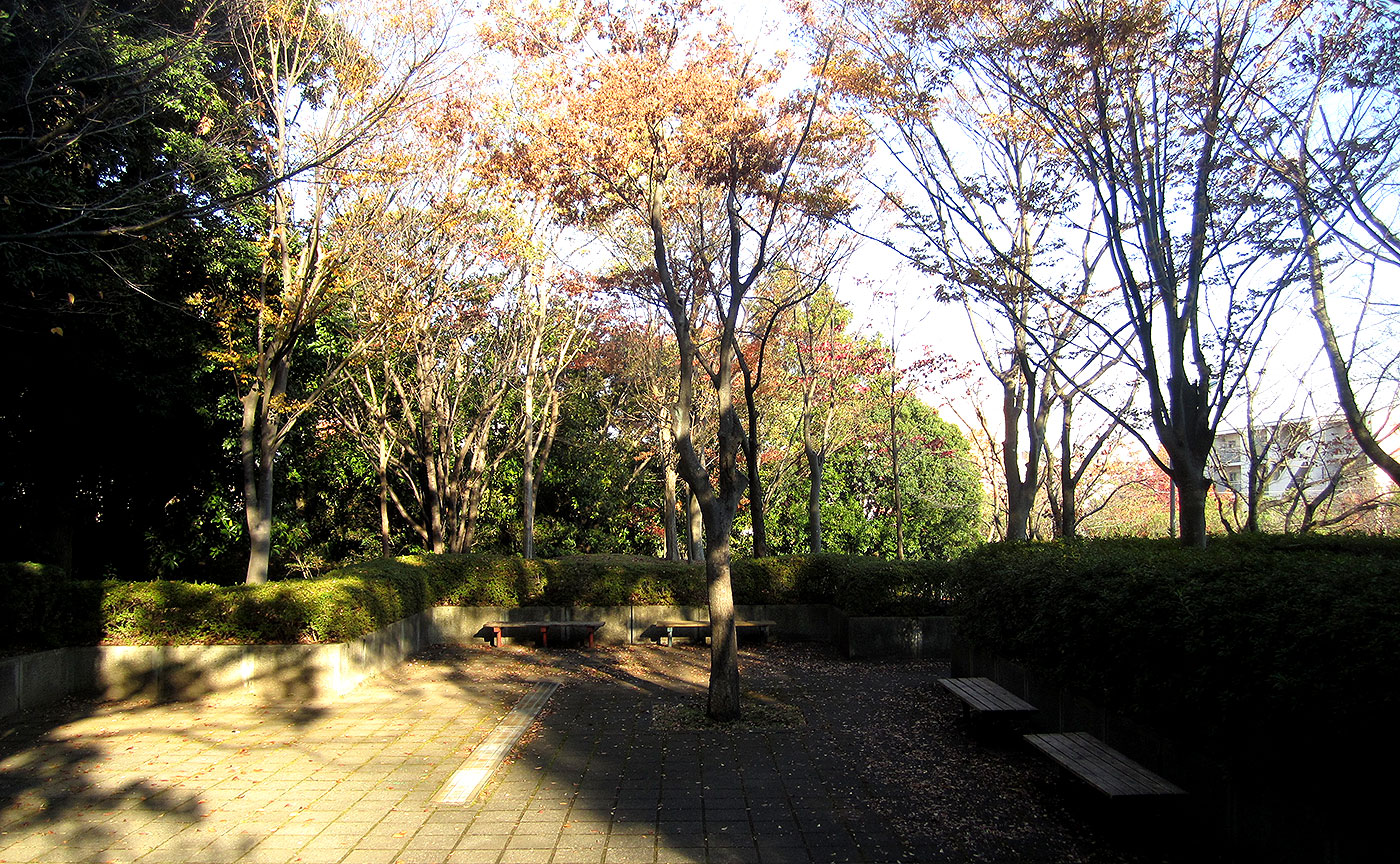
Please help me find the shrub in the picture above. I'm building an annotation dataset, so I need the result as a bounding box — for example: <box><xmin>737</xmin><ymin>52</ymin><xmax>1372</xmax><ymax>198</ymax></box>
<box><xmin>2</xmin><ymin>551</ymin><xmax>952</xmax><ymax>651</ymax></box>
<box><xmin>948</xmin><ymin>535</ymin><xmax>1400</xmax><ymax>765</ymax></box>
<box><xmin>1</xmin><ymin>562</ymin><xmax>105</xmax><ymax>651</ymax></box>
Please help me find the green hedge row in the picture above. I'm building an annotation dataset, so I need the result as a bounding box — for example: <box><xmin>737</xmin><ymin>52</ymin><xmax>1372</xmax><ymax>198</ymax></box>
<box><xmin>948</xmin><ymin>534</ymin><xmax>1400</xmax><ymax>758</ymax></box>
<box><xmin>1</xmin><ymin>553</ymin><xmax>949</xmax><ymax>651</ymax></box>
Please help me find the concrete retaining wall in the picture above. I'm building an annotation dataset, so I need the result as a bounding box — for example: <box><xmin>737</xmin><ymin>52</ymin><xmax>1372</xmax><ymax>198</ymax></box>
<box><xmin>838</xmin><ymin>612</ymin><xmax>954</xmax><ymax>659</ymax></box>
<box><xmin>1</xmin><ymin>605</ymin><xmax>950</xmax><ymax>718</ymax></box>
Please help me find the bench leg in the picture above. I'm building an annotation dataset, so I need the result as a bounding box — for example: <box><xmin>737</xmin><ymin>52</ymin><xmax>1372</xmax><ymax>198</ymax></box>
<box><xmin>666</xmin><ymin>626</ymin><xmax>674</xmax><ymax>648</ymax></box>
<box><xmin>587</xmin><ymin>628</ymin><xmax>594</xmax><ymax>649</ymax></box>
<box><xmin>541</xmin><ymin>626</ymin><xmax>548</xmax><ymax>649</ymax></box>
<box><xmin>492</xmin><ymin>626</ymin><xmax>501</xmax><ymax>648</ymax></box>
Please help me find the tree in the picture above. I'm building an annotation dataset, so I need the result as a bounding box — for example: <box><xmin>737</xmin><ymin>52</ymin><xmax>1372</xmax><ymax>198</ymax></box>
<box><xmin>0</xmin><ymin>0</ymin><xmax>261</xmax><ymax>578</ymax></box>
<box><xmin>1242</xmin><ymin>0</ymin><xmax>1400</xmax><ymax>489</ymax></box>
<box><xmin>332</xmin><ymin>185</ymin><xmax>519</xmax><ymax>556</ymax></box>
<box><xmin>788</xmin><ymin>288</ymin><xmax>882</xmax><ymax>553</ymax></box>
<box><xmin>510</xmin><ymin>267</ymin><xmax>600</xmax><ymax>559</ymax></box>
<box><xmin>841</xmin><ymin>0</ymin><xmax>1306</xmax><ymax>546</ymax></box>
<box><xmin>492</xmin><ymin>0</ymin><xmax>854</xmax><ymax>718</ymax></box>
<box><xmin>0</xmin><ymin>0</ymin><xmax>260</xmax><ymax>246</ymax></box>
<box><xmin>770</xmin><ymin>397</ymin><xmax>982</xmax><ymax>558</ymax></box>
<box><xmin>822</xmin><ymin>0</ymin><xmax>1129</xmax><ymax>543</ymax></box>
<box><xmin>218</xmin><ymin>0</ymin><xmax>449</xmax><ymax>582</ymax></box>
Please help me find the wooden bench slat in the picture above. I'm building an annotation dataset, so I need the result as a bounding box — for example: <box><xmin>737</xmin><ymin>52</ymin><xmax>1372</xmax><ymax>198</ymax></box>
<box><xmin>938</xmin><ymin>677</ymin><xmax>1038</xmax><ymax>714</ymax></box>
<box><xmin>1025</xmin><ymin>732</ymin><xmax>1185</xmax><ymax>798</ymax></box>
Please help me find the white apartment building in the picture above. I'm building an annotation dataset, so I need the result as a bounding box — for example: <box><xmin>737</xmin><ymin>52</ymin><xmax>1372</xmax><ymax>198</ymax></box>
<box><xmin>1208</xmin><ymin>416</ymin><xmax>1369</xmax><ymax>499</ymax></box>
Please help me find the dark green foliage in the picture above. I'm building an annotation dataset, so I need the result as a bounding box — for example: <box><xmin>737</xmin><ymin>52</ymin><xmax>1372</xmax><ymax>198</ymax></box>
<box><xmin>1</xmin><ymin>0</ymin><xmax>262</xmax><ymax>581</ymax></box>
<box><xmin>1</xmin><ymin>562</ymin><xmax>104</xmax><ymax>651</ymax></box>
<box><xmin>768</xmin><ymin>399</ymin><xmax>982</xmax><ymax>560</ymax></box>
<box><xmin>523</xmin><ymin>371</ymin><xmax>666</xmax><ymax>558</ymax></box>
<box><xmin>949</xmin><ymin>535</ymin><xmax>1400</xmax><ymax>772</ymax></box>
<box><xmin>736</xmin><ymin>554</ymin><xmax>949</xmax><ymax>614</ymax></box>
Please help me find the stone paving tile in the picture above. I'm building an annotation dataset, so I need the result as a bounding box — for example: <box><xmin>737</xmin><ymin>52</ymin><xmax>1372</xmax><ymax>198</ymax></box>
<box><xmin>1</xmin><ymin>642</ymin><xmax>1199</xmax><ymax>864</ymax></box>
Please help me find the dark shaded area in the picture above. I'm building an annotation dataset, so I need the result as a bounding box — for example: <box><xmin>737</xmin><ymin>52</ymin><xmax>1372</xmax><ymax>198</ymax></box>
<box><xmin>437</xmin><ymin>642</ymin><xmax>1218</xmax><ymax>864</ymax></box>
<box><xmin>1</xmin><ymin>641</ymin><xmax>1231</xmax><ymax>863</ymax></box>
<box><xmin>952</xmin><ymin>535</ymin><xmax>1400</xmax><ymax>862</ymax></box>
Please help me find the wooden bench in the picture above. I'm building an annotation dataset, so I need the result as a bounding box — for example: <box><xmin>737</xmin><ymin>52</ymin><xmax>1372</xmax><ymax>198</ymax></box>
<box><xmin>938</xmin><ymin>677</ymin><xmax>1039</xmax><ymax>721</ymax></box>
<box><xmin>652</xmin><ymin>619</ymin><xmax>776</xmax><ymax>647</ymax></box>
<box><xmin>482</xmin><ymin>621</ymin><xmax>605</xmax><ymax>649</ymax></box>
<box><xmin>1025</xmin><ymin>732</ymin><xmax>1186</xmax><ymax>798</ymax></box>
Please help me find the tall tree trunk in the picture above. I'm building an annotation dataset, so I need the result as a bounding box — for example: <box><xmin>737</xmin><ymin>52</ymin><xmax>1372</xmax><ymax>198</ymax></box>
<box><xmin>1058</xmin><ymin>402</ymin><xmax>1076</xmax><ymax>540</ymax></box>
<box><xmin>1296</xmin><ymin>185</ymin><xmax>1400</xmax><ymax>488</ymax></box>
<box><xmin>520</xmin><ymin>455</ymin><xmax>536</xmax><ymax>559</ymax></box>
<box><xmin>806</xmin><ymin>447</ymin><xmax>824</xmax><ymax>555</ymax></box>
<box><xmin>1000</xmin><ymin>360</ymin><xmax>1045</xmax><ymax>542</ymax></box>
<box><xmin>377</xmin><ymin>431</ymin><xmax>392</xmax><ymax>557</ymax></box>
<box><xmin>743</xmin><ymin>432</ymin><xmax>770</xmax><ymax>557</ymax></box>
<box><xmin>739</xmin><ymin>364</ymin><xmax>770</xmax><ymax>557</ymax></box>
<box><xmin>663</xmin><ymin>418</ymin><xmax>680</xmax><ymax>561</ymax></box>
<box><xmin>241</xmin><ymin>342</ymin><xmax>288</xmax><ymax>584</ymax></box>
<box><xmin>461</xmin><ymin>437</ymin><xmax>490</xmax><ymax>552</ymax></box>
<box><xmin>242</xmin><ymin>399</ymin><xmax>277</xmax><ymax>585</ymax></box>
<box><xmin>890</xmin><ymin>394</ymin><xmax>905</xmax><ymax>559</ymax></box>
<box><xmin>521</xmin><ymin>369</ymin><xmax>538</xmax><ymax>560</ymax></box>
<box><xmin>686</xmin><ymin>487</ymin><xmax>703</xmax><ymax>561</ymax></box>
<box><xmin>704</xmin><ymin>517</ymin><xmax>741</xmax><ymax>720</ymax></box>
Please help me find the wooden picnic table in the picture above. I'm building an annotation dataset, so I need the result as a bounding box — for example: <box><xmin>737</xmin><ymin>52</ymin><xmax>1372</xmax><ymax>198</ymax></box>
<box><xmin>652</xmin><ymin>619</ymin><xmax>777</xmax><ymax>647</ymax></box>
<box><xmin>482</xmin><ymin>620</ymin><xmax>605</xmax><ymax>649</ymax></box>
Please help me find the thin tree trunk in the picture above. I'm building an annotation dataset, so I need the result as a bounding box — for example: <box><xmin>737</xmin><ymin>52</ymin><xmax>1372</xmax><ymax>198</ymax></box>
<box><xmin>663</xmin><ymin>418</ymin><xmax>680</xmax><ymax>561</ymax></box>
<box><xmin>890</xmin><ymin>394</ymin><xmax>905</xmax><ymax>559</ymax></box>
<box><xmin>686</xmin><ymin>488</ymin><xmax>703</xmax><ymax>561</ymax></box>
<box><xmin>806</xmin><ymin>447</ymin><xmax>824</xmax><ymax>555</ymax></box>
<box><xmin>520</xmin><ymin>454</ymin><xmax>536</xmax><ymax>559</ymax></box>
<box><xmin>461</xmin><ymin>437</ymin><xmax>490</xmax><ymax>552</ymax></box>
<box><xmin>740</xmin><ymin>365</ymin><xmax>770</xmax><ymax>557</ymax></box>
<box><xmin>378</xmin><ymin>430</ymin><xmax>391</xmax><ymax>557</ymax></box>
<box><xmin>1058</xmin><ymin>402</ymin><xmax>1076</xmax><ymax>539</ymax></box>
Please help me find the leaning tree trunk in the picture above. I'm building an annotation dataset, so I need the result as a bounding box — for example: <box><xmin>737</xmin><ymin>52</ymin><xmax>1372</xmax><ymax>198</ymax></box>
<box><xmin>1297</xmin><ymin>188</ymin><xmax>1400</xmax><ymax>489</ymax></box>
<box><xmin>686</xmin><ymin>490</ymin><xmax>704</xmax><ymax>561</ymax></box>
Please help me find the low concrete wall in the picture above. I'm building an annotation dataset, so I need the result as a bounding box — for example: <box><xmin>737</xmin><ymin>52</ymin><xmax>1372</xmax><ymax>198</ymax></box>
<box><xmin>1</xmin><ymin>604</ymin><xmax>951</xmax><ymax>718</ymax></box>
<box><xmin>840</xmin><ymin>613</ymin><xmax>953</xmax><ymax>659</ymax></box>
<box><xmin>0</xmin><ymin>614</ymin><xmax>435</xmax><ymax>717</ymax></box>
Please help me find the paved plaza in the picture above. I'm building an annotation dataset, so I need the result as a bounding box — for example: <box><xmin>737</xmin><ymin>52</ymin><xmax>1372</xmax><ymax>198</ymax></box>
<box><xmin>0</xmin><ymin>643</ymin><xmax>1178</xmax><ymax>864</ymax></box>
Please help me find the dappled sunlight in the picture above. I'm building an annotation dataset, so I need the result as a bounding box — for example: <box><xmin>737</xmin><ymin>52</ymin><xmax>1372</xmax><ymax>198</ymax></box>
<box><xmin>0</xmin><ymin>643</ymin><xmax>1209</xmax><ymax>863</ymax></box>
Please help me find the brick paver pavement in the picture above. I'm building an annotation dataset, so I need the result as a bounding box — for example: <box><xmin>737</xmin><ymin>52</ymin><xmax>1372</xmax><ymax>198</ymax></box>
<box><xmin>0</xmin><ymin>643</ymin><xmax>924</xmax><ymax>864</ymax></box>
<box><xmin>1</xmin><ymin>642</ymin><xmax>1137</xmax><ymax>864</ymax></box>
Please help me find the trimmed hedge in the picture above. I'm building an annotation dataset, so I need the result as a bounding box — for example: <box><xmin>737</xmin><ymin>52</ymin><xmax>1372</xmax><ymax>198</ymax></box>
<box><xmin>948</xmin><ymin>534</ymin><xmax>1400</xmax><ymax>786</ymax></box>
<box><xmin>1</xmin><ymin>552</ymin><xmax>949</xmax><ymax>651</ymax></box>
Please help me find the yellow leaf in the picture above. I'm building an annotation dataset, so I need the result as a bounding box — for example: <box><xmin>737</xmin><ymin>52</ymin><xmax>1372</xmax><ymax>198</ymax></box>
<box><xmin>50</xmin><ymin>327</ymin><xmax>64</xmax><ymax>336</ymax></box>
